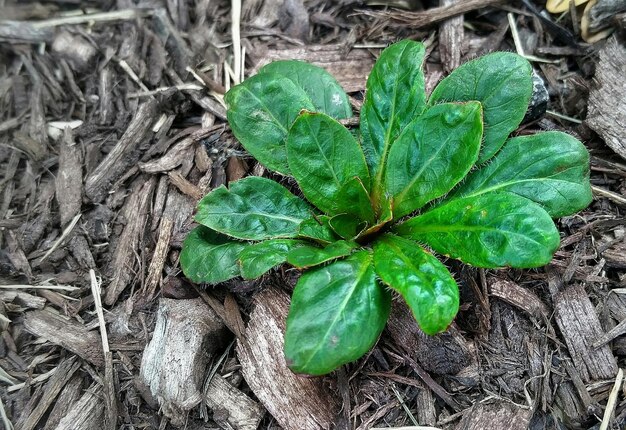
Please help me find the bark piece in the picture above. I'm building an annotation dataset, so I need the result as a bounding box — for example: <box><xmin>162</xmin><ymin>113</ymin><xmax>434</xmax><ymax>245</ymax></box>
<box><xmin>586</xmin><ymin>36</ymin><xmax>626</xmax><ymax>161</ymax></box>
<box><xmin>386</xmin><ymin>299</ymin><xmax>471</xmax><ymax>375</ymax></box>
<box><xmin>236</xmin><ymin>288</ymin><xmax>339</xmax><ymax>430</ymax></box>
<box><xmin>139</xmin><ymin>298</ymin><xmax>228</xmax><ymax>427</ymax></box>
<box><xmin>553</xmin><ymin>283</ymin><xmax>618</xmax><ymax>381</ymax></box>
<box><xmin>45</xmin><ymin>374</ymin><xmax>84</xmax><ymax>429</ymax></box>
<box><xmin>52</xmin><ymin>31</ymin><xmax>97</xmax><ymax>71</ymax></box>
<box><xmin>52</xmin><ymin>385</ymin><xmax>104</xmax><ymax>430</ymax></box>
<box><xmin>254</xmin><ymin>45</ymin><xmax>375</xmax><ymax>93</ymax></box>
<box><xmin>204</xmin><ymin>373</ymin><xmax>265</xmax><ymax>430</ymax></box>
<box><xmin>23</xmin><ymin>309</ymin><xmax>103</xmax><ymax>366</ymax></box>
<box><xmin>15</xmin><ymin>357</ymin><xmax>81</xmax><ymax>430</ymax></box>
<box><xmin>489</xmin><ymin>278</ymin><xmax>549</xmax><ymax>321</ymax></box>
<box><xmin>85</xmin><ymin>100</ymin><xmax>157</xmax><ymax>203</ymax></box>
<box><xmin>55</xmin><ymin>128</ymin><xmax>83</xmax><ymax>226</ymax></box>
<box><xmin>455</xmin><ymin>400</ymin><xmax>531</xmax><ymax>430</ymax></box>
<box><xmin>105</xmin><ymin>177</ymin><xmax>156</xmax><ymax>305</ymax></box>
<box><xmin>439</xmin><ymin>0</ymin><xmax>464</xmax><ymax>73</ymax></box>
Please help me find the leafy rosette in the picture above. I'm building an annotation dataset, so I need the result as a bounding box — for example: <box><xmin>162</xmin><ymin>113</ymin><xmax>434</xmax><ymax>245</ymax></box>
<box><xmin>181</xmin><ymin>41</ymin><xmax>592</xmax><ymax>376</ymax></box>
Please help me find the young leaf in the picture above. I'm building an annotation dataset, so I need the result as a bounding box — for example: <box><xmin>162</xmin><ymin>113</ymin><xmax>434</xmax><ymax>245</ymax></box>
<box><xmin>373</xmin><ymin>234</ymin><xmax>459</xmax><ymax>335</ymax></box>
<box><xmin>195</xmin><ymin>176</ymin><xmax>312</xmax><ymax>241</ymax></box>
<box><xmin>334</xmin><ymin>177</ymin><xmax>376</xmax><ymax>225</ymax></box>
<box><xmin>329</xmin><ymin>214</ymin><xmax>367</xmax><ymax>240</ymax></box>
<box><xmin>239</xmin><ymin>239</ymin><xmax>307</xmax><ymax>280</ymax></box>
<box><xmin>298</xmin><ymin>216</ymin><xmax>337</xmax><ymax>244</ymax></box>
<box><xmin>285</xmin><ymin>251</ymin><xmax>391</xmax><ymax>375</ymax></box>
<box><xmin>429</xmin><ymin>52</ymin><xmax>533</xmax><ymax>163</ymax></box>
<box><xmin>360</xmin><ymin>40</ymin><xmax>427</xmax><ymax>196</ymax></box>
<box><xmin>286</xmin><ymin>240</ymin><xmax>357</xmax><ymax>269</ymax></box>
<box><xmin>180</xmin><ymin>226</ymin><xmax>247</xmax><ymax>284</ymax></box>
<box><xmin>394</xmin><ymin>193</ymin><xmax>560</xmax><ymax>268</ymax></box>
<box><xmin>225</xmin><ymin>73</ymin><xmax>315</xmax><ymax>174</ymax></box>
<box><xmin>287</xmin><ymin>112</ymin><xmax>370</xmax><ymax>214</ymax></box>
<box><xmin>384</xmin><ymin>102</ymin><xmax>483</xmax><ymax>218</ymax></box>
<box><xmin>449</xmin><ymin>131</ymin><xmax>592</xmax><ymax>218</ymax></box>
<box><xmin>259</xmin><ymin>60</ymin><xmax>353</xmax><ymax>120</ymax></box>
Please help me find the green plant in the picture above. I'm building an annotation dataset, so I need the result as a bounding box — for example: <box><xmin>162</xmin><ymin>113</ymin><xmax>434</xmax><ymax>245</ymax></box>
<box><xmin>181</xmin><ymin>40</ymin><xmax>592</xmax><ymax>376</ymax></box>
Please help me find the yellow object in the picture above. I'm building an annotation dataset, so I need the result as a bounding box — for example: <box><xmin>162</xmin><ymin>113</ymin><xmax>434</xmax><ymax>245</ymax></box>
<box><xmin>581</xmin><ymin>0</ymin><xmax>615</xmax><ymax>43</ymax></box>
<box><xmin>546</xmin><ymin>0</ymin><xmax>589</xmax><ymax>13</ymax></box>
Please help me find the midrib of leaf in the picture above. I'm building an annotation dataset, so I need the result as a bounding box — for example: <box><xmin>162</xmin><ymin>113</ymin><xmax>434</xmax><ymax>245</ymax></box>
<box><xmin>380</xmin><ymin>237</ymin><xmax>434</xmax><ymax>294</ymax></box>
<box><xmin>202</xmin><ymin>210</ymin><xmax>304</xmax><ymax>224</ymax></box>
<box><xmin>460</xmin><ymin>175</ymin><xmax>584</xmax><ymax>200</ymax></box>
<box><xmin>404</xmin><ymin>222</ymin><xmax>549</xmax><ymax>248</ymax></box>
<box><xmin>305</xmin><ymin>119</ymin><xmax>342</xmax><ymax>188</ymax></box>
<box><xmin>394</xmin><ymin>127</ymin><xmax>455</xmax><ymax>206</ymax></box>
<box><xmin>240</xmin><ymin>85</ymin><xmax>290</xmax><ymax>134</ymax></box>
<box><xmin>299</xmin><ymin>256</ymin><xmax>371</xmax><ymax>371</ymax></box>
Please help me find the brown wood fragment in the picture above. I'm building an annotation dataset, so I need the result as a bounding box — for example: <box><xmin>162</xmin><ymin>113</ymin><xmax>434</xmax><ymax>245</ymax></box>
<box><xmin>105</xmin><ymin>177</ymin><xmax>156</xmax><ymax>305</ymax></box>
<box><xmin>139</xmin><ymin>298</ymin><xmax>228</xmax><ymax>426</ymax></box>
<box><xmin>236</xmin><ymin>288</ymin><xmax>339</xmax><ymax>430</ymax></box>
<box><xmin>455</xmin><ymin>400</ymin><xmax>531</xmax><ymax>430</ymax></box>
<box><xmin>45</xmin><ymin>374</ymin><xmax>84</xmax><ymax>429</ymax></box>
<box><xmin>15</xmin><ymin>357</ymin><xmax>80</xmax><ymax>430</ymax></box>
<box><xmin>168</xmin><ymin>171</ymin><xmax>203</xmax><ymax>200</ymax></box>
<box><xmin>439</xmin><ymin>0</ymin><xmax>464</xmax><ymax>73</ymax></box>
<box><xmin>586</xmin><ymin>35</ymin><xmax>626</xmax><ymax>161</ymax></box>
<box><xmin>204</xmin><ymin>373</ymin><xmax>266</xmax><ymax>430</ymax></box>
<box><xmin>254</xmin><ymin>45</ymin><xmax>375</xmax><ymax>93</ymax></box>
<box><xmin>553</xmin><ymin>284</ymin><xmax>618</xmax><ymax>381</ymax></box>
<box><xmin>85</xmin><ymin>100</ymin><xmax>158</xmax><ymax>203</ymax></box>
<box><xmin>139</xmin><ymin>127</ymin><xmax>216</xmax><ymax>173</ymax></box>
<box><xmin>0</xmin><ymin>291</ymin><xmax>46</xmax><ymax>309</ymax></box>
<box><xmin>360</xmin><ymin>0</ymin><xmax>505</xmax><ymax>28</ymax></box>
<box><xmin>489</xmin><ymin>278</ymin><xmax>549</xmax><ymax>321</ymax></box>
<box><xmin>23</xmin><ymin>309</ymin><xmax>104</xmax><ymax>366</ymax></box>
<box><xmin>55</xmin><ymin>128</ymin><xmax>83</xmax><ymax>226</ymax></box>
<box><xmin>142</xmin><ymin>217</ymin><xmax>174</xmax><ymax>302</ymax></box>
<box><xmin>6</xmin><ymin>230</ymin><xmax>33</xmax><ymax>279</ymax></box>
<box><xmin>52</xmin><ymin>385</ymin><xmax>104</xmax><ymax>430</ymax></box>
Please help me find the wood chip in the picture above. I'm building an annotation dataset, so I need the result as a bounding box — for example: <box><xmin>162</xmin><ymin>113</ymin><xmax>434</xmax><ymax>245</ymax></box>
<box><xmin>439</xmin><ymin>0</ymin><xmax>464</xmax><ymax>73</ymax></box>
<box><xmin>553</xmin><ymin>284</ymin><xmax>618</xmax><ymax>381</ymax></box>
<box><xmin>51</xmin><ymin>385</ymin><xmax>104</xmax><ymax>430</ymax></box>
<box><xmin>55</xmin><ymin>127</ymin><xmax>83</xmax><ymax>226</ymax></box>
<box><xmin>455</xmin><ymin>400</ymin><xmax>531</xmax><ymax>430</ymax></box>
<box><xmin>489</xmin><ymin>278</ymin><xmax>549</xmax><ymax>321</ymax></box>
<box><xmin>85</xmin><ymin>100</ymin><xmax>158</xmax><ymax>203</ymax></box>
<box><xmin>23</xmin><ymin>309</ymin><xmax>104</xmax><ymax>366</ymax></box>
<box><xmin>139</xmin><ymin>298</ymin><xmax>228</xmax><ymax>426</ymax></box>
<box><xmin>586</xmin><ymin>35</ymin><xmax>626</xmax><ymax>161</ymax></box>
<box><xmin>236</xmin><ymin>288</ymin><xmax>339</xmax><ymax>430</ymax></box>
<box><xmin>204</xmin><ymin>373</ymin><xmax>265</xmax><ymax>430</ymax></box>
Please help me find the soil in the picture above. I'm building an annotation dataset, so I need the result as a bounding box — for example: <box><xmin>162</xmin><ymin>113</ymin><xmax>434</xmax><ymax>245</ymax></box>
<box><xmin>1</xmin><ymin>1</ymin><xmax>625</xmax><ymax>429</ymax></box>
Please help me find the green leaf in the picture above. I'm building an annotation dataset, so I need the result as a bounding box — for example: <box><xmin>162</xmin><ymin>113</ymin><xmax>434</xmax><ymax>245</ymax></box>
<box><xmin>360</xmin><ymin>40</ymin><xmax>427</xmax><ymax>199</ymax></box>
<box><xmin>429</xmin><ymin>52</ymin><xmax>533</xmax><ymax>163</ymax></box>
<box><xmin>328</xmin><ymin>214</ymin><xmax>367</xmax><ymax>240</ymax></box>
<box><xmin>287</xmin><ymin>240</ymin><xmax>357</xmax><ymax>269</ymax></box>
<box><xmin>180</xmin><ymin>226</ymin><xmax>247</xmax><ymax>284</ymax></box>
<box><xmin>225</xmin><ymin>73</ymin><xmax>315</xmax><ymax>174</ymax></box>
<box><xmin>287</xmin><ymin>112</ymin><xmax>370</xmax><ymax>214</ymax></box>
<box><xmin>394</xmin><ymin>193</ymin><xmax>560</xmax><ymax>268</ymax></box>
<box><xmin>195</xmin><ymin>176</ymin><xmax>312</xmax><ymax>241</ymax></box>
<box><xmin>334</xmin><ymin>177</ymin><xmax>376</xmax><ymax>225</ymax></box>
<box><xmin>450</xmin><ymin>131</ymin><xmax>592</xmax><ymax>218</ymax></box>
<box><xmin>239</xmin><ymin>239</ymin><xmax>307</xmax><ymax>280</ymax></box>
<box><xmin>384</xmin><ymin>102</ymin><xmax>483</xmax><ymax>218</ymax></box>
<box><xmin>298</xmin><ymin>216</ymin><xmax>337</xmax><ymax>244</ymax></box>
<box><xmin>373</xmin><ymin>235</ymin><xmax>459</xmax><ymax>335</ymax></box>
<box><xmin>285</xmin><ymin>251</ymin><xmax>391</xmax><ymax>375</ymax></box>
<box><xmin>259</xmin><ymin>60</ymin><xmax>352</xmax><ymax>120</ymax></box>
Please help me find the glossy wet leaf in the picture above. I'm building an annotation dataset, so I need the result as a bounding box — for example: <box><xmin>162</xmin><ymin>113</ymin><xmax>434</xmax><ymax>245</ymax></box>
<box><xmin>259</xmin><ymin>60</ymin><xmax>352</xmax><ymax>120</ymax></box>
<box><xmin>360</xmin><ymin>40</ymin><xmax>427</xmax><ymax>195</ymax></box>
<box><xmin>394</xmin><ymin>193</ymin><xmax>560</xmax><ymax>268</ymax></box>
<box><xmin>195</xmin><ymin>176</ymin><xmax>312</xmax><ymax>241</ymax></box>
<box><xmin>329</xmin><ymin>214</ymin><xmax>368</xmax><ymax>240</ymax></box>
<box><xmin>429</xmin><ymin>52</ymin><xmax>533</xmax><ymax>163</ymax></box>
<box><xmin>334</xmin><ymin>177</ymin><xmax>376</xmax><ymax>225</ymax></box>
<box><xmin>373</xmin><ymin>235</ymin><xmax>459</xmax><ymax>335</ymax></box>
<box><xmin>285</xmin><ymin>251</ymin><xmax>391</xmax><ymax>375</ymax></box>
<box><xmin>450</xmin><ymin>131</ymin><xmax>592</xmax><ymax>217</ymax></box>
<box><xmin>298</xmin><ymin>216</ymin><xmax>336</xmax><ymax>244</ymax></box>
<box><xmin>384</xmin><ymin>102</ymin><xmax>483</xmax><ymax>218</ymax></box>
<box><xmin>287</xmin><ymin>240</ymin><xmax>357</xmax><ymax>269</ymax></box>
<box><xmin>225</xmin><ymin>73</ymin><xmax>315</xmax><ymax>174</ymax></box>
<box><xmin>239</xmin><ymin>239</ymin><xmax>307</xmax><ymax>280</ymax></box>
<box><xmin>287</xmin><ymin>112</ymin><xmax>370</xmax><ymax>214</ymax></box>
<box><xmin>180</xmin><ymin>226</ymin><xmax>247</xmax><ymax>284</ymax></box>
